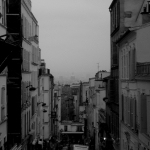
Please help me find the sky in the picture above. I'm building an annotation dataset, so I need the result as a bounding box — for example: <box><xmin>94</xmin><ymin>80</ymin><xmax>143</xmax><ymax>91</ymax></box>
<box><xmin>32</xmin><ymin>0</ymin><xmax>112</xmax><ymax>80</ymax></box>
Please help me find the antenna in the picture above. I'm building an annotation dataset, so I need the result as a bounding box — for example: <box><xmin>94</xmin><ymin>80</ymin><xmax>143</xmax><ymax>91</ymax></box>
<box><xmin>97</xmin><ymin>63</ymin><xmax>100</xmax><ymax>72</ymax></box>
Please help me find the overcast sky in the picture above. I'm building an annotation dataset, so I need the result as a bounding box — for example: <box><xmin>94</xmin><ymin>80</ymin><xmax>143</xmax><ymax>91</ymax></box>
<box><xmin>32</xmin><ymin>0</ymin><xmax>112</xmax><ymax>79</ymax></box>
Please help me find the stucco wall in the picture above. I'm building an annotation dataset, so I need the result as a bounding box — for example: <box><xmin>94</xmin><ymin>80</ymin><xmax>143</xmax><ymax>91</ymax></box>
<box><xmin>44</xmin><ymin>77</ymin><xmax>49</xmax><ymax>90</ymax></box>
<box><xmin>136</xmin><ymin>25</ymin><xmax>150</xmax><ymax>63</ymax></box>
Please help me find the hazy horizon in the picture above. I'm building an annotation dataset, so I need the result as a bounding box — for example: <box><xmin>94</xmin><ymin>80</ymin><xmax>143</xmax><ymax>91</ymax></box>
<box><xmin>32</xmin><ymin>0</ymin><xmax>112</xmax><ymax>79</ymax></box>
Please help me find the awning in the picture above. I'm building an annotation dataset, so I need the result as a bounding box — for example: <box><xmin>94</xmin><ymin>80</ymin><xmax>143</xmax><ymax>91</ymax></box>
<box><xmin>61</xmin><ymin>132</ymin><xmax>84</xmax><ymax>134</ymax></box>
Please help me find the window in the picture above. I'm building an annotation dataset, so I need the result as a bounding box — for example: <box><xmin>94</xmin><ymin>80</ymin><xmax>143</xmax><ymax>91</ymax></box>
<box><xmin>77</xmin><ymin>126</ymin><xmax>82</xmax><ymax>132</ymax></box>
<box><xmin>122</xmin><ymin>95</ymin><xmax>124</xmax><ymax>121</ymax></box>
<box><xmin>0</xmin><ymin>140</ymin><xmax>2</xmax><ymax>150</ymax></box>
<box><xmin>64</xmin><ymin>126</ymin><xmax>67</xmax><ymax>131</ymax></box>
<box><xmin>29</xmin><ymin>111</ymin><xmax>30</xmax><ymax>131</ymax></box>
<box><xmin>32</xmin><ymin>97</ymin><xmax>35</xmax><ymax>116</ymax></box>
<box><xmin>112</xmin><ymin>42</ymin><xmax>118</xmax><ymax>65</ymax></box>
<box><xmin>121</xmin><ymin>46</ymin><xmax>136</xmax><ymax>80</ymax></box>
<box><xmin>111</xmin><ymin>1</ymin><xmax>120</xmax><ymax>33</ymax></box>
<box><xmin>1</xmin><ymin>87</ymin><xmax>5</xmax><ymax>121</ymax></box>
<box><xmin>22</xmin><ymin>49</ymin><xmax>30</xmax><ymax>72</ymax></box>
<box><xmin>140</xmin><ymin>94</ymin><xmax>147</xmax><ymax>134</ymax></box>
<box><xmin>1</xmin><ymin>0</ymin><xmax>6</xmax><ymax>26</ymax></box>
<box><xmin>130</xmin><ymin>98</ymin><xmax>134</xmax><ymax>128</ymax></box>
<box><xmin>27</xmin><ymin>112</ymin><xmax>28</xmax><ymax>133</ymax></box>
<box><xmin>25</xmin><ymin>114</ymin><xmax>26</xmax><ymax>137</ymax></box>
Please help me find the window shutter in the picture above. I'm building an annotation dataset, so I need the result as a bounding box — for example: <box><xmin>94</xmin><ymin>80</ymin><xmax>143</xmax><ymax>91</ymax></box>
<box><xmin>27</xmin><ymin>51</ymin><xmax>29</xmax><ymax>71</ymax></box>
<box><xmin>27</xmin><ymin>81</ymin><xmax>30</xmax><ymax>101</ymax></box>
<box><xmin>23</xmin><ymin>82</ymin><xmax>25</xmax><ymax>103</ymax></box>
<box><xmin>130</xmin><ymin>97</ymin><xmax>133</xmax><ymax>128</ymax></box>
<box><xmin>22</xmin><ymin>82</ymin><xmax>24</xmax><ymax>103</ymax></box>
<box><xmin>24</xmin><ymin>17</ymin><xmax>26</xmax><ymax>38</ymax></box>
<box><xmin>24</xmin><ymin>82</ymin><xmax>26</xmax><ymax>102</ymax></box>
<box><xmin>34</xmin><ymin>72</ymin><xmax>35</xmax><ymax>87</ymax></box>
<box><xmin>26</xmin><ymin>18</ymin><xmax>27</xmax><ymax>39</ymax></box>
<box><xmin>34</xmin><ymin>47</ymin><xmax>36</xmax><ymax>64</ymax></box>
<box><xmin>137</xmin><ymin>91</ymin><xmax>141</xmax><ymax>125</ymax></box>
<box><xmin>132</xmin><ymin>48</ymin><xmax>135</xmax><ymax>78</ymax></box>
<box><xmin>21</xmin><ymin>82</ymin><xmax>23</xmax><ymax>105</ymax></box>
<box><xmin>34</xmin><ymin>47</ymin><xmax>35</xmax><ymax>63</ymax></box>
<box><xmin>127</xmin><ymin>97</ymin><xmax>130</xmax><ymax>125</ymax></box>
<box><xmin>23</xmin><ymin>50</ymin><xmax>25</xmax><ymax>71</ymax></box>
<box><xmin>23</xmin><ymin>49</ymin><xmax>25</xmax><ymax>71</ymax></box>
<box><xmin>35</xmin><ymin>47</ymin><xmax>36</xmax><ymax>63</ymax></box>
<box><xmin>122</xmin><ymin>95</ymin><xmax>124</xmax><ymax>121</ymax></box>
<box><xmin>140</xmin><ymin>94</ymin><xmax>147</xmax><ymax>133</ymax></box>
<box><xmin>130</xmin><ymin>48</ymin><xmax>135</xmax><ymax>79</ymax></box>
<box><xmin>24</xmin><ymin>50</ymin><xmax>26</xmax><ymax>71</ymax></box>
<box><xmin>25</xmin><ymin>51</ymin><xmax>27</xmax><ymax>71</ymax></box>
<box><xmin>28</xmin><ymin>51</ymin><xmax>29</xmax><ymax>71</ymax></box>
<box><xmin>31</xmin><ymin>72</ymin><xmax>33</xmax><ymax>87</ymax></box>
<box><xmin>124</xmin><ymin>96</ymin><xmax>127</xmax><ymax>124</ymax></box>
<box><xmin>147</xmin><ymin>95</ymin><xmax>150</xmax><ymax>136</ymax></box>
<box><xmin>27</xmin><ymin>20</ymin><xmax>29</xmax><ymax>39</ymax></box>
<box><xmin>22</xmin><ymin>15</ymin><xmax>24</xmax><ymax>37</ymax></box>
<box><xmin>133</xmin><ymin>98</ymin><xmax>135</xmax><ymax>129</ymax></box>
<box><xmin>33</xmin><ymin>46</ymin><xmax>35</xmax><ymax>63</ymax></box>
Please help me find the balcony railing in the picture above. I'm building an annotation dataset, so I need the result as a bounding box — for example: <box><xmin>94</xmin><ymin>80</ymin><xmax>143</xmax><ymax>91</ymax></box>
<box><xmin>136</xmin><ymin>62</ymin><xmax>150</xmax><ymax>75</ymax></box>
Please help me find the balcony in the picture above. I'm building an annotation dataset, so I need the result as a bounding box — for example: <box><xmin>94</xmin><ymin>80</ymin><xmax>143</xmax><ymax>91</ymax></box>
<box><xmin>136</xmin><ymin>62</ymin><xmax>150</xmax><ymax>79</ymax></box>
<box><xmin>28</xmin><ymin>35</ymin><xmax>39</xmax><ymax>44</ymax></box>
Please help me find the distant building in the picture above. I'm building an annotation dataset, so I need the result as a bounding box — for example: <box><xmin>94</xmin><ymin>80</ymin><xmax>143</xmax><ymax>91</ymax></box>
<box><xmin>70</xmin><ymin>73</ymin><xmax>76</xmax><ymax>84</ymax></box>
<box><xmin>38</xmin><ymin>59</ymin><xmax>52</xmax><ymax>143</ymax></box>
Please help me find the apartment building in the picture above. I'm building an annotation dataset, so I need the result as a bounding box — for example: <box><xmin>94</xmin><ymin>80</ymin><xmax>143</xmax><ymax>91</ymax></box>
<box><xmin>117</xmin><ymin>1</ymin><xmax>150</xmax><ymax>150</ymax></box>
<box><xmin>53</xmin><ymin>85</ymin><xmax>62</xmax><ymax>140</ymax></box>
<box><xmin>118</xmin><ymin>23</ymin><xmax>150</xmax><ymax>150</ymax></box>
<box><xmin>21</xmin><ymin>0</ymin><xmax>40</xmax><ymax>150</ymax></box>
<box><xmin>4</xmin><ymin>0</ymin><xmax>40</xmax><ymax>149</ymax></box>
<box><xmin>108</xmin><ymin>0</ymin><xmax>145</xmax><ymax>150</ymax></box>
<box><xmin>0</xmin><ymin>69</ymin><xmax>7</xmax><ymax>150</ymax></box>
<box><xmin>108</xmin><ymin>0</ymin><xmax>123</xmax><ymax>149</ymax></box>
<box><xmin>0</xmin><ymin>1</ymin><xmax>7</xmax><ymax>149</ymax></box>
<box><xmin>94</xmin><ymin>71</ymin><xmax>110</xmax><ymax>150</ymax></box>
<box><xmin>38</xmin><ymin>60</ymin><xmax>53</xmax><ymax>144</ymax></box>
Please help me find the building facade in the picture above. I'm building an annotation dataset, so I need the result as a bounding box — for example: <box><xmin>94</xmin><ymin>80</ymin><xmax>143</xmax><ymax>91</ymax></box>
<box><xmin>117</xmin><ymin>1</ymin><xmax>150</xmax><ymax>150</ymax></box>
<box><xmin>0</xmin><ymin>1</ymin><xmax>7</xmax><ymax>149</ymax></box>
<box><xmin>118</xmin><ymin>23</ymin><xmax>150</xmax><ymax>150</ymax></box>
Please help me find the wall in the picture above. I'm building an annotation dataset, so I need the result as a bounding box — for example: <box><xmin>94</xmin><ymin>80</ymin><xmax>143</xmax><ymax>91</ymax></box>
<box><xmin>0</xmin><ymin>76</ymin><xmax>7</xmax><ymax>148</ymax></box>
<box><xmin>137</xmin><ymin>25</ymin><xmax>150</xmax><ymax>63</ymax></box>
<box><xmin>124</xmin><ymin>0</ymin><xmax>144</xmax><ymax>27</ymax></box>
<box><xmin>44</xmin><ymin>77</ymin><xmax>49</xmax><ymax>91</ymax></box>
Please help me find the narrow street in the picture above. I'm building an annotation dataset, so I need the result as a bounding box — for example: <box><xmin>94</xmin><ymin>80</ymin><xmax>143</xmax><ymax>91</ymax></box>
<box><xmin>0</xmin><ymin>0</ymin><xmax>150</xmax><ymax>150</ymax></box>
